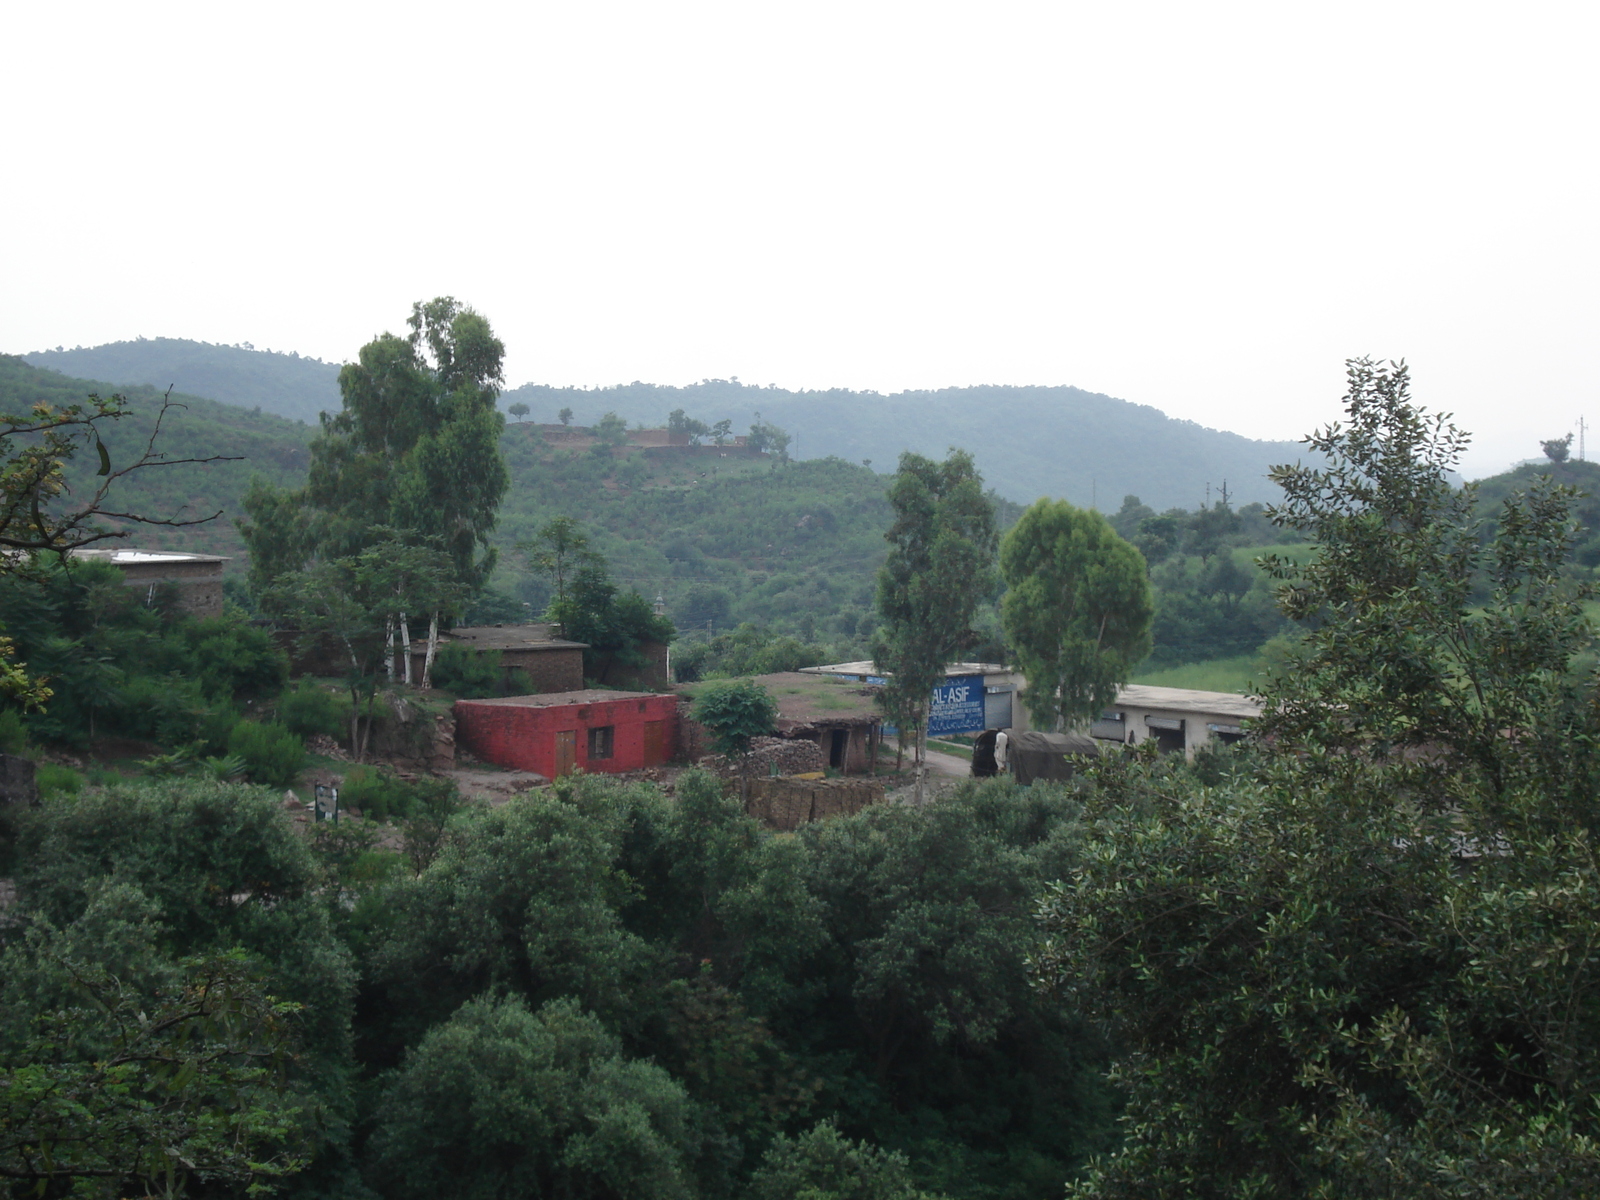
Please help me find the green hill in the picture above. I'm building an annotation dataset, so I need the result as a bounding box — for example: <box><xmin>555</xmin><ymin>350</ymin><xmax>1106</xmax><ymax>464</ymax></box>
<box><xmin>24</xmin><ymin>339</ymin><xmax>1310</xmax><ymax>510</ymax></box>
<box><xmin>24</xmin><ymin>339</ymin><xmax>341</xmax><ymax>426</ymax></box>
<box><xmin>0</xmin><ymin>355</ymin><xmax>314</xmax><ymax>561</ymax></box>
<box><xmin>502</xmin><ymin>379</ymin><xmax>1311</xmax><ymax>512</ymax></box>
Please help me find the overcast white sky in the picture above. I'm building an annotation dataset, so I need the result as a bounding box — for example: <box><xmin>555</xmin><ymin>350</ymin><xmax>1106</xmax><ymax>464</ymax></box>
<box><xmin>5</xmin><ymin>1</ymin><xmax>1596</xmax><ymax>478</ymax></box>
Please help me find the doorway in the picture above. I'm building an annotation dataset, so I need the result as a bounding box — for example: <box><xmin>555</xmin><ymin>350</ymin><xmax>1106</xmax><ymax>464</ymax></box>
<box><xmin>554</xmin><ymin>729</ymin><xmax>577</xmax><ymax>776</ymax></box>
<box><xmin>829</xmin><ymin>728</ymin><xmax>849</xmax><ymax>770</ymax></box>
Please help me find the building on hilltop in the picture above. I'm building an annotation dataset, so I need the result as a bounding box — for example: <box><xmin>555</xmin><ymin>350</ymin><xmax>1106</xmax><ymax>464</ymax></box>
<box><xmin>405</xmin><ymin>624</ymin><xmax>587</xmax><ymax>694</ymax></box>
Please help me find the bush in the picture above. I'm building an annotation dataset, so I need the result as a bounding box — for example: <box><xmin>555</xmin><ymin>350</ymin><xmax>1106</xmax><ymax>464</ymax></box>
<box><xmin>276</xmin><ymin>680</ymin><xmax>351</xmax><ymax>742</ymax></box>
<box><xmin>0</xmin><ymin>708</ymin><xmax>28</xmax><ymax>755</ymax></box>
<box><xmin>35</xmin><ymin>763</ymin><xmax>84</xmax><ymax>799</ymax></box>
<box><xmin>226</xmin><ymin>721</ymin><xmax>305</xmax><ymax>789</ymax></box>
<box><xmin>338</xmin><ymin>766</ymin><xmax>459</xmax><ymax>826</ymax></box>
<box><xmin>429</xmin><ymin>644</ymin><xmax>503</xmax><ymax>698</ymax></box>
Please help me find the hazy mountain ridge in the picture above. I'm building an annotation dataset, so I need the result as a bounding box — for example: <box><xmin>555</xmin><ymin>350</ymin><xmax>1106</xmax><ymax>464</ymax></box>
<box><xmin>25</xmin><ymin>338</ymin><xmax>341</xmax><ymax>426</ymax></box>
<box><xmin>24</xmin><ymin>339</ymin><xmax>1308</xmax><ymax>509</ymax></box>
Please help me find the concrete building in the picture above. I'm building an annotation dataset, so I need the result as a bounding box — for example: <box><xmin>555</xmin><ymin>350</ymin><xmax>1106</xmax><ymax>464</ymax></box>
<box><xmin>677</xmin><ymin>671</ymin><xmax>885</xmax><ymax>774</ymax></box>
<box><xmin>454</xmin><ymin>689</ymin><xmax>678</xmax><ymax>777</ymax></box>
<box><xmin>72</xmin><ymin>548</ymin><xmax>227</xmax><ymax>617</ymax></box>
<box><xmin>1089</xmin><ymin>684</ymin><xmax>1262</xmax><ymax>758</ymax></box>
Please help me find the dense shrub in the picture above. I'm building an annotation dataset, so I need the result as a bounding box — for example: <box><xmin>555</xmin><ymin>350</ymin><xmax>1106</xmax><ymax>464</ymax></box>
<box><xmin>276</xmin><ymin>679</ymin><xmax>351</xmax><ymax>741</ymax></box>
<box><xmin>428</xmin><ymin>644</ymin><xmax>503</xmax><ymax>698</ymax></box>
<box><xmin>34</xmin><ymin>764</ymin><xmax>82</xmax><ymax>800</ymax></box>
<box><xmin>226</xmin><ymin>720</ymin><xmax>305</xmax><ymax>788</ymax></box>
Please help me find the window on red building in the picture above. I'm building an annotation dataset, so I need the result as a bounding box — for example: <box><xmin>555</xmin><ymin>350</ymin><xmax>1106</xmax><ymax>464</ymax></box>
<box><xmin>588</xmin><ymin>725</ymin><xmax>615</xmax><ymax>760</ymax></box>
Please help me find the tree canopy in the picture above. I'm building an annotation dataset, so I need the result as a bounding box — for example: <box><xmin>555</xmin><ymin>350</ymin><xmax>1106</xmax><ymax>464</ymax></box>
<box><xmin>999</xmin><ymin>500</ymin><xmax>1151</xmax><ymax>730</ymax></box>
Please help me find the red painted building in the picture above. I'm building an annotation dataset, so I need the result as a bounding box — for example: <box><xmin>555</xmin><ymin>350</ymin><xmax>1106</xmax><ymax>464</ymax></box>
<box><xmin>453</xmin><ymin>689</ymin><xmax>678</xmax><ymax>777</ymax></box>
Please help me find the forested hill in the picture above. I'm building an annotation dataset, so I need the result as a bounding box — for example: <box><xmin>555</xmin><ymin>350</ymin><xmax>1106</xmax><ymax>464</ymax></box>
<box><xmin>24</xmin><ymin>339</ymin><xmax>341</xmax><ymax>426</ymax></box>
<box><xmin>23</xmin><ymin>339</ymin><xmax>1307</xmax><ymax>509</ymax></box>
<box><xmin>0</xmin><ymin>355</ymin><xmax>314</xmax><ymax>559</ymax></box>
<box><xmin>504</xmin><ymin>380</ymin><xmax>1308</xmax><ymax>510</ymax></box>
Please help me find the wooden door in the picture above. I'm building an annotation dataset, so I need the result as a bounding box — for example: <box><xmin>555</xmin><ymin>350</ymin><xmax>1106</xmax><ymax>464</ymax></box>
<box><xmin>554</xmin><ymin>729</ymin><xmax>577</xmax><ymax>776</ymax></box>
<box><xmin>642</xmin><ymin>720</ymin><xmax>665</xmax><ymax>767</ymax></box>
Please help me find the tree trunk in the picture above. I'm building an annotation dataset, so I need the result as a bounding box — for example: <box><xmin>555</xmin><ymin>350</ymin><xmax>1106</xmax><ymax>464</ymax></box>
<box><xmin>422</xmin><ymin>612</ymin><xmax>440</xmax><ymax>689</ymax></box>
<box><xmin>384</xmin><ymin>616</ymin><xmax>395</xmax><ymax>682</ymax></box>
<box><xmin>399</xmin><ymin>612</ymin><xmax>413</xmax><ymax>685</ymax></box>
<box><xmin>914</xmin><ymin>720</ymin><xmax>927</xmax><ymax>806</ymax></box>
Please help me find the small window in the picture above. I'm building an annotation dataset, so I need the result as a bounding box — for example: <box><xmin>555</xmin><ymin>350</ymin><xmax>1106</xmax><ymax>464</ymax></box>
<box><xmin>587</xmin><ymin>725</ymin><xmax>615</xmax><ymax>760</ymax></box>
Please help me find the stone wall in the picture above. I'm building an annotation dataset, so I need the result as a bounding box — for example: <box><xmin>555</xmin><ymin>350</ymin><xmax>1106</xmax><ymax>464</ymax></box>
<box><xmin>743</xmin><ymin>776</ymin><xmax>886</xmax><ymax>831</ymax></box>
<box><xmin>696</xmin><ymin>735</ymin><xmax>824</xmax><ymax>778</ymax></box>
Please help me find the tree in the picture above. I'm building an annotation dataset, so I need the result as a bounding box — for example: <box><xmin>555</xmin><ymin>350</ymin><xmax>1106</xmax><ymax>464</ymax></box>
<box><xmin>366</xmin><ymin>995</ymin><xmax>698</xmax><ymax>1200</ymax></box>
<box><xmin>1257</xmin><ymin>357</ymin><xmax>1592</xmax><ymax>805</ymax></box>
<box><xmin>522</xmin><ymin>515</ymin><xmax>599</xmax><ymax>608</ymax></box>
<box><xmin>559</xmin><ymin>406</ymin><xmax>574</xmax><ymax>425</ymax></box>
<box><xmin>1542</xmin><ymin>431</ymin><xmax>1573</xmax><ymax>462</ymax></box>
<box><xmin>241</xmin><ymin>296</ymin><xmax>510</xmax><ymax>600</ymax></box>
<box><xmin>748</xmin><ymin>415</ymin><xmax>792</xmax><ymax>460</ymax></box>
<box><xmin>999</xmin><ymin>500</ymin><xmax>1152</xmax><ymax>731</ymax></box>
<box><xmin>710</xmin><ymin>418</ymin><xmax>733</xmax><ymax>446</ymax></box>
<box><xmin>594</xmin><ymin>409</ymin><xmax>628</xmax><ymax>450</ymax></box>
<box><xmin>750</xmin><ymin>1122</ymin><xmax>935</xmax><ymax>1200</ymax></box>
<box><xmin>507</xmin><ymin>401</ymin><xmax>530</xmax><ymax>423</ymax></box>
<box><xmin>0</xmin><ymin>388</ymin><xmax>238</xmax><ymax>557</ymax></box>
<box><xmin>1032</xmin><ymin>361</ymin><xmax>1600</xmax><ymax>1198</ymax></box>
<box><xmin>873</xmin><ymin>451</ymin><xmax>997</xmax><ymax>801</ymax></box>
<box><xmin>691</xmin><ymin>679</ymin><xmax>777</xmax><ymax>759</ymax></box>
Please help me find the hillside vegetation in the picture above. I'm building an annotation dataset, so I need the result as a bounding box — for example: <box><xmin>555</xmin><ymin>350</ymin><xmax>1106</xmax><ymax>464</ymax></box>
<box><xmin>27</xmin><ymin>338</ymin><xmax>1309</xmax><ymax>509</ymax></box>
<box><xmin>1</xmin><ymin>355</ymin><xmax>314</xmax><ymax>560</ymax></box>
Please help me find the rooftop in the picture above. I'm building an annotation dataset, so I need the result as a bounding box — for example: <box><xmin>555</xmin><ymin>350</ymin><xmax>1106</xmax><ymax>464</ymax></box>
<box><xmin>1113</xmin><ymin>684</ymin><xmax>1263</xmax><ymax>721</ymax></box>
<box><xmin>680</xmin><ymin>672</ymin><xmax>883</xmax><ymax>729</ymax></box>
<box><xmin>73</xmin><ymin>548</ymin><xmax>228</xmax><ymax>564</ymax></box>
<box><xmin>455</xmin><ymin>689</ymin><xmax>664</xmax><ymax>708</ymax></box>
<box><xmin>443</xmin><ymin>624</ymin><xmax>588</xmax><ymax>651</ymax></box>
<box><xmin>799</xmin><ymin>661</ymin><xmax>1009</xmax><ymax>680</ymax></box>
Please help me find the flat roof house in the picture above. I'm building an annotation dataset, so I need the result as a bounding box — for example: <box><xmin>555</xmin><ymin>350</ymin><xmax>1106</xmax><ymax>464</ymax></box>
<box><xmin>1089</xmin><ymin>684</ymin><xmax>1262</xmax><ymax>759</ymax></box>
<box><xmin>454</xmin><ymin>689</ymin><xmax>678</xmax><ymax>777</ymax></box>
<box><xmin>72</xmin><ymin>548</ymin><xmax>227</xmax><ymax>618</ymax></box>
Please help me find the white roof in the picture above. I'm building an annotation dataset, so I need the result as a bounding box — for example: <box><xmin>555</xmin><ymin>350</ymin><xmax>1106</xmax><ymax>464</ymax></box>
<box><xmin>73</xmin><ymin>548</ymin><xmax>228</xmax><ymax>564</ymax></box>
<box><xmin>800</xmin><ymin>660</ymin><xmax>1009</xmax><ymax>679</ymax></box>
<box><xmin>1113</xmin><ymin>684</ymin><xmax>1262</xmax><ymax>721</ymax></box>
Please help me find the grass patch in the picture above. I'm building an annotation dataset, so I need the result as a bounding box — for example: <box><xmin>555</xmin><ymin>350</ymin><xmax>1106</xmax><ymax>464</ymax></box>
<box><xmin>1132</xmin><ymin>654</ymin><xmax>1262</xmax><ymax>694</ymax></box>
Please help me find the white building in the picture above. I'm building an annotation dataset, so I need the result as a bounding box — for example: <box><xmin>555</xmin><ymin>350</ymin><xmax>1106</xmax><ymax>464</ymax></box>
<box><xmin>1088</xmin><ymin>684</ymin><xmax>1262</xmax><ymax>759</ymax></box>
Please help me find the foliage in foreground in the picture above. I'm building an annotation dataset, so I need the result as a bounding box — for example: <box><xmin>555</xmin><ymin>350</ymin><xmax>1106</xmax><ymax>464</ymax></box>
<box><xmin>1032</xmin><ymin>360</ymin><xmax>1600</xmax><ymax>1198</ymax></box>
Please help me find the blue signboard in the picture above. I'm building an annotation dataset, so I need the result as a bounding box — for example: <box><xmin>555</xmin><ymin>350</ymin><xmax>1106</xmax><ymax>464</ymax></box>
<box><xmin>926</xmin><ymin>675</ymin><xmax>986</xmax><ymax>737</ymax></box>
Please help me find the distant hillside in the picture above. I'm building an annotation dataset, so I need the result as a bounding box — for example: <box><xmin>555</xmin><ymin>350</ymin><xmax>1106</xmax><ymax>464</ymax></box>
<box><xmin>24</xmin><ymin>339</ymin><xmax>340</xmax><ymax>426</ymax></box>
<box><xmin>0</xmin><ymin>355</ymin><xmax>314</xmax><ymax>561</ymax></box>
<box><xmin>502</xmin><ymin>380</ymin><xmax>1310</xmax><ymax>510</ymax></box>
<box><xmin>20</xmin><ymin>339</ymin><xmax>1309</xmax><ymax>509</ymax></box>
<box><xmin>1473</xmin><ymin>456</ymin><xmax>1600</xmax><ymax>568</ymax></box>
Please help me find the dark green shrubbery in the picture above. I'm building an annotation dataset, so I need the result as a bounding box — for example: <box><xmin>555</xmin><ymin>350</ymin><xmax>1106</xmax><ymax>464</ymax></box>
<box><xmin>225</xmin><ymin>720</ymin><xmax>305</xmax><ymax>789</ymax></box>
<box><xmin>276</xmin><ymin>679</ymin><xmax>352</xmax><ymax>742</ymax></box>
<box><xmin>427</xmin><ymin>644</ymin><xmax>502</xmax><ymax>698</ymax></box>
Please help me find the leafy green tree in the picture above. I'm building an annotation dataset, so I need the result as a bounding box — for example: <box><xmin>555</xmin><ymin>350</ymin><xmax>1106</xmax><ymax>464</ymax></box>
<box><xmin>1000</xmin><ymin>500</ymin><xmax>1152</xmax><ymax>730</ymax></box>
<box><xmin>0</xmin><ymin>935</ymin><xmax>311</xmax><ymax>1198</ymax></box>
<box><xmin>559</xmin><ymin>406</ymin><xmax>574</xmax><ymax>425</ymax></box>
<box><xmin>1032</xmin><ymin>362</ymin><xmax>1600</xmax><ymax>1198</ymax></box>
<box><xmin>507</xmin><ymin>401</ymin><xmax>530</xmax><ymax>423</ymax></box>
<box><xmin>523</xmin><ymin>514</ymin><xmax>599</xmax><ymax>607</ymax></box>
<box><xmin>750</xmin><ymin>1121</ymin><xmax>938</xmax><ymax>1200</ymax></box>
<box><xmin>1542</xmin><ymin>431</ymin><xmax>1573</xmax><ymax>462</ymax></box>
<box><xmin>241</xmin><ymin>296</ymin><xmax>509</xmax><ymax>599</ymax></box>
<box><xmin>1257</xmin><ymin>357</ymin><xmax>1593</xmax><ymax>806</ymax></box>
<box><xmin>366</xmin><ymin>995</ymin><xmax>699</xmax><ymax>1200</ymax></box>
<box><xmin>872</xmin><ymin>450</ymin><xmax>997</xmax><ymax>800</ymax></box>
<box><xmin>594</xmin><ymin>410</ymin><xmax>628</xmax><ymax>450</ymax></box>
<box><xmin>691</xmin><ymin>678</ymin><xmax>777</xmax><ymax>758</ymax></box>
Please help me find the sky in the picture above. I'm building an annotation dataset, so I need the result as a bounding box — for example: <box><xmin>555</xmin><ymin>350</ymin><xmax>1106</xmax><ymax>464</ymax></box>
<box><xmin>5</xmin><ymin>1</ymin><xmax>1596</xmax><ymax>479</ymax></box>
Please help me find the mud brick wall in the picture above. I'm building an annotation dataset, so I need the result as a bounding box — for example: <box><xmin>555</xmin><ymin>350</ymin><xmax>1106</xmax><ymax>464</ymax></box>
<box><xmin>743</xmin><ymin>777</ymin><xmax>886</xmax><ymax>831</ymax></box>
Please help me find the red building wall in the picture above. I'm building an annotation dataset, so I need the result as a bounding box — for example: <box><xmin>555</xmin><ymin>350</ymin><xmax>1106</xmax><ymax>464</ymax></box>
<box><xmin>453</xmin><ymin>692</ymin><xmax>678</xmax><ymax>776</ymax></box>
